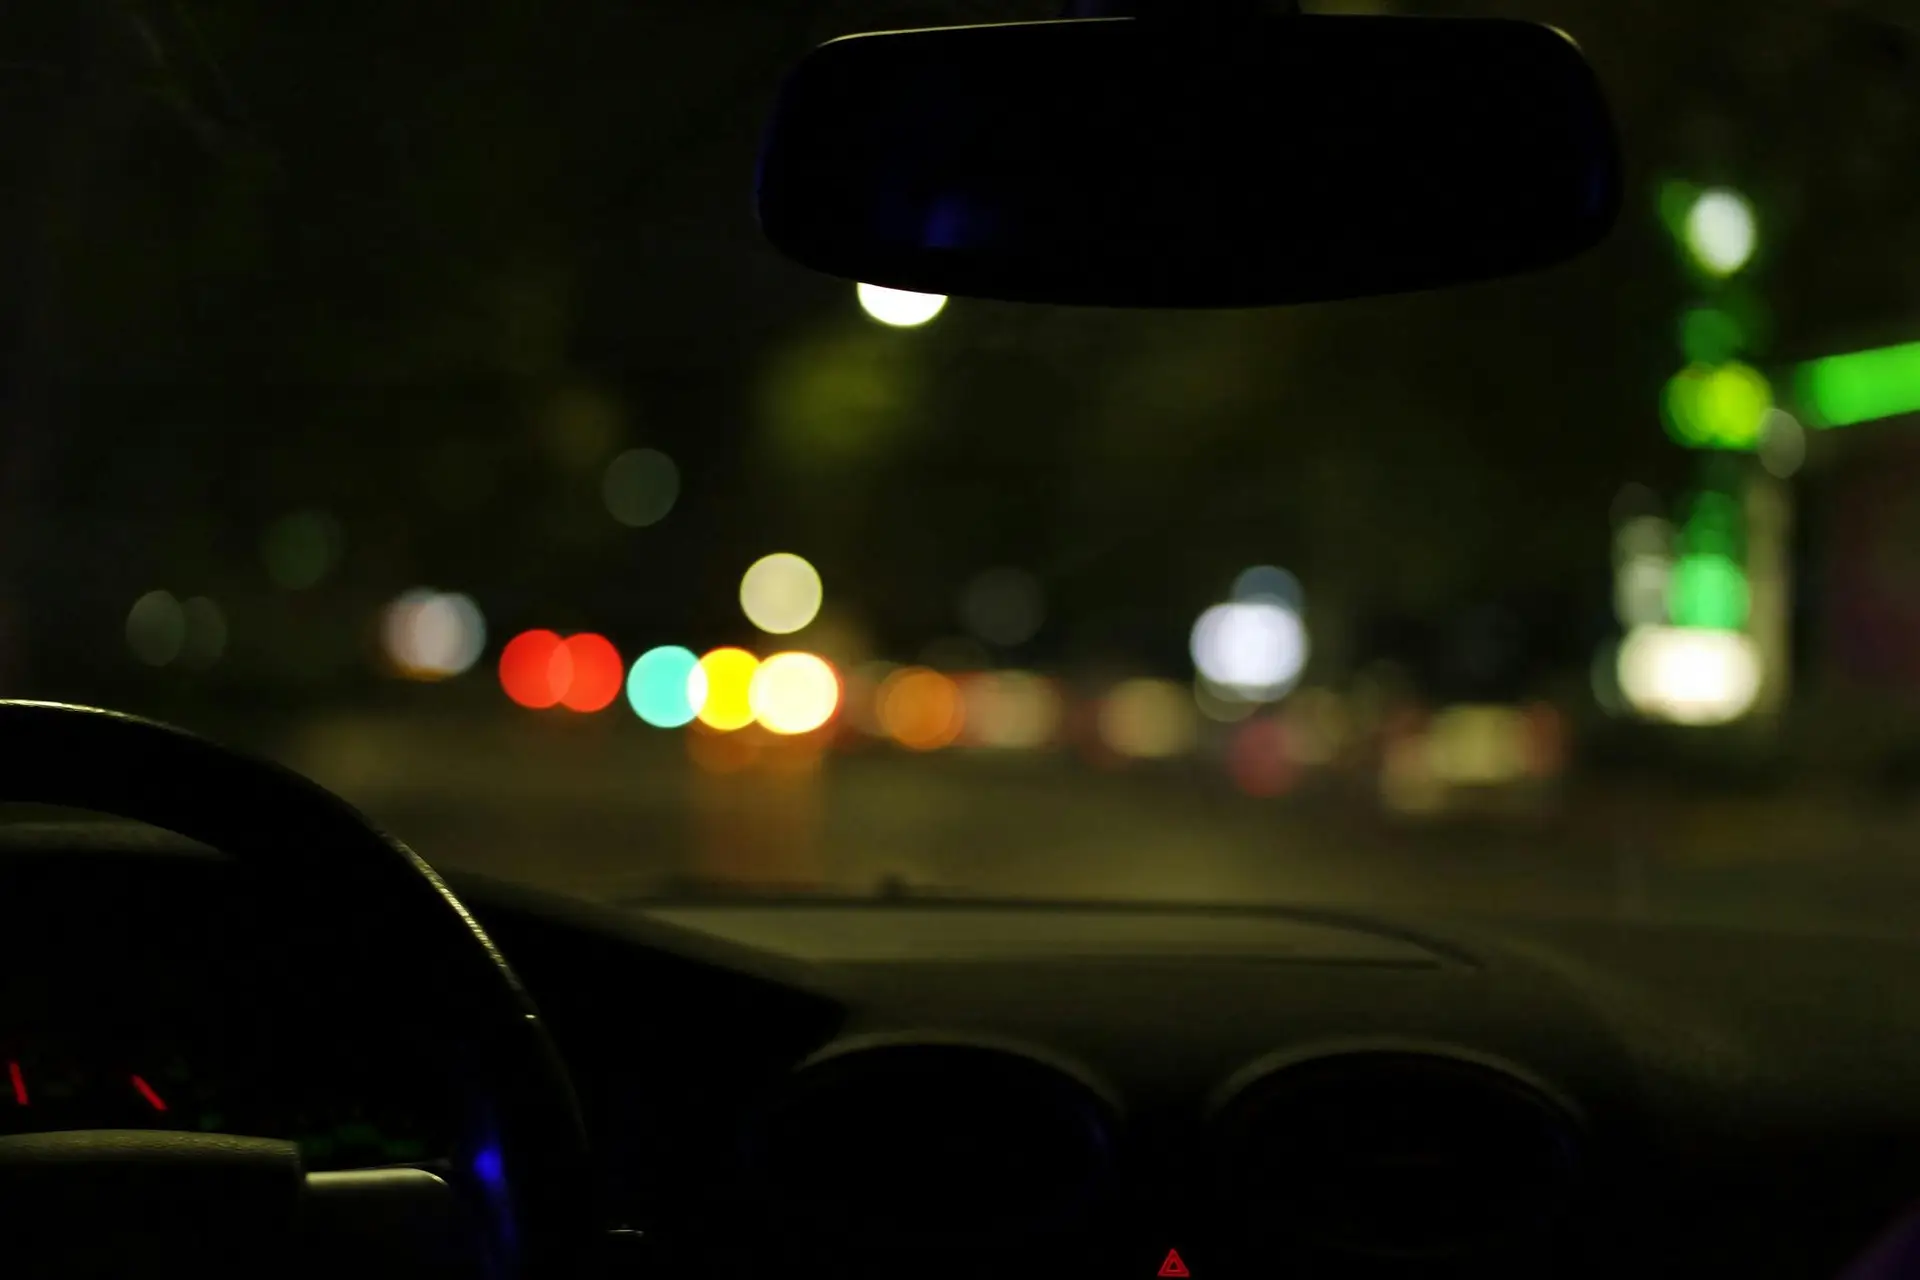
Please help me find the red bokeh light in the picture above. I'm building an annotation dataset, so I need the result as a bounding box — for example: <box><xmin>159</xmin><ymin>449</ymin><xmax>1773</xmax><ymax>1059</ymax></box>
<box><xmin>1230</xmin><ymin>716</ymin><xmax>1296</xmax><ymax>798</ymax></box>
<box><xmin>559</xmin><ymin>633</ymin><xmax>623</xmax><ymax>713</ymax></box>
<box><xmin>499</xmin><ymin>630</ymin><xmax>570</xmax><ymax>709</ymax></box>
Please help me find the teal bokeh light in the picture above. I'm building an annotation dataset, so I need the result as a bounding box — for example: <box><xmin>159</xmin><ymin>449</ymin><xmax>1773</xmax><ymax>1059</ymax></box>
<box><xmin>626</xmin><ymin>645</ymin><xmax>703</xmax><ymax>727</ymax></box>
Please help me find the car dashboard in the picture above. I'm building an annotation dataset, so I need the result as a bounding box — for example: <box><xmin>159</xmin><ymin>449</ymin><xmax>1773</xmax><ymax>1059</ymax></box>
<box><xmin>5</xmin><ymin>819</ymin><xmax>1920</xmax><ymax>1279</ymax></box>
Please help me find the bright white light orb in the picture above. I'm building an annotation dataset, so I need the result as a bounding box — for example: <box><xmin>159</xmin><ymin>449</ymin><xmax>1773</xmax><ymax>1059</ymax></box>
<box><xmin>856</xmin><ymin>282</ymin><xmax>947</xmax><ymax>328</ymax></box>
<box><xmin>1684</xmin><ymin>188</ymin><xmax>1756</xmax><ymax>277</ymax></box>
<box><xmin>1617</xmin><ymin>625</ymin><xmax>1761</xmax><ymax>725</ymax></box>
<box><xmin>1190</xmin><ymin>601</ymin><xmax>1308</xmax><ymax>701</ymax></box>
<box><xmin>740</xmin><ymin>552</ymin><xmax>824</xmax><ymax>635</ymax></box>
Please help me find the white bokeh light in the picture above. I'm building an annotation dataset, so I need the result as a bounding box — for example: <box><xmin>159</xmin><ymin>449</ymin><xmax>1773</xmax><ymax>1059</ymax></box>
<box><xmin>1617</xmin><ymin>625</ymin><xmax>1760</xmax><ymax>725</ymax></box>
<box><xmin>382</xmin><ymin>589</ymin><xmax>487</xmax><ymax>679</ymax></box>
<box><xmin>1684</xmin><ymin>188</ymin><xmax>1756</xmax><ymax>277</ymax></box>
<box><xmin>1190</xmin><ymin>601</ymin><xmax>1308</xmax><ymax>701</ymax></box>
<box><xmin>856</xmin><ymin>282</ymin><xmax>947</xmax><ymax>328</ymax></box>
<box><xmin>740</xmin><ymin>552</ymin><xmax>824</xmax><ymax>635</ymax></box>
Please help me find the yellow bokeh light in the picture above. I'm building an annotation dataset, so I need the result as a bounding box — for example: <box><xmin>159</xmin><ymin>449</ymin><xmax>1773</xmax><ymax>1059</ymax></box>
<box><xmin>740</xmin><ymin>552</ymin><xmax>824</xmax><ymax>635</ymax></box>
<box><xmin>856</xmin><ymin>282</ymin><xmax>947</xmax><ymax>328</ymax></box>
<box><xmin>962</xmin><ymin>671</ymin><xmax>1061</xmax><ymax>749</ymax></box>
<box><xmin>749</xmin><ymin>651</ymin><xmax>841</xmax><ymax>735</ymax></box>
<box><xmin>694</xmin><ymin>647</ymin><xmax>761</xmax><ymax>731</ymax></box>
<box><xmin>1100</xmin><ymin>678</ymin><xmax>1198</xmax><ymax>759</ymax></box>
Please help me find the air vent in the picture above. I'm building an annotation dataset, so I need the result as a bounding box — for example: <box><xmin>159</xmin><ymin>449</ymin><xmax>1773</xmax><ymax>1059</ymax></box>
<box><xmin>744</xmin><ymin>1041</ymin><xmax>1115</xmax><ymax>1257</ymax></box>
<box><xmin>1212</xmin><ymin>1052</ymin><xmax>1581</xmax><ymax>1270</ymax></box>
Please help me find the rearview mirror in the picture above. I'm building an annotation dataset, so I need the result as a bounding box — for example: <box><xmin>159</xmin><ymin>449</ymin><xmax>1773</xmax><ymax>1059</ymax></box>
<box><xmin>757</xmin><ymin>15</ymin><xmax>1621</xmax><ymax>307</ymax></box>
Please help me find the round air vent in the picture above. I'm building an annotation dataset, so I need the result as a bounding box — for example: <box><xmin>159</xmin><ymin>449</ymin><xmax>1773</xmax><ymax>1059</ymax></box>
<box><xmin>744</xmin><ymin>1040</ymin><xmax>1116</xmax><ymax>1255</ymax></box>
<box><xmin>1212</xmin><ymin>1051</ymin><xmax>1582</xmax><ymax>1269</ymax></box>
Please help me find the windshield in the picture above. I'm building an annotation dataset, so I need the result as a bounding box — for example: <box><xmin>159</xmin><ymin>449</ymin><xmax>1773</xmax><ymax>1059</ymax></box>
<box><xmin>4</xmin><ymin>0</ymin><xmax>1917</xmax><ymax>933</ymax></box>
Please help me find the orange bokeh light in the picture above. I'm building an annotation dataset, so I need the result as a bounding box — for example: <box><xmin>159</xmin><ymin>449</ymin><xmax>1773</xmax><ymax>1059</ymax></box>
<box><xmin>559</xmin><ymin>633</ymin><xmax>623</xmax><ymax>712</ymax></box>
<box><xmin>499</xmin><ymin>630</ymin><xmax>572</xmax><ymax>709</ymax></box>
<box><xmin>877</xmin><ymin>667</ymin><xmax>964</xmax><ymax>751</ymax></box>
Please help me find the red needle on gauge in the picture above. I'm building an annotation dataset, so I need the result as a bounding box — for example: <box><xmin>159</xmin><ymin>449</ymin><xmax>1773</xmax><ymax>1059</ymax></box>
<box><xmin>6</xmin><ymin>1060</ymin><xmax>25</xmax><ymax>1106</ymax></box>
<box><xmin>130</xmin><ymin>1074</ymin><xmax>168</xmax><ymax>1113</ymax></box>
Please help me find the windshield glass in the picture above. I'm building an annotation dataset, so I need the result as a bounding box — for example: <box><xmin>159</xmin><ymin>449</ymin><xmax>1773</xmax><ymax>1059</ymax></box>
<box><xmin>5</xmin><ymin>0</ymin><xmax>1917</xmax><ymax>932</ymax></box>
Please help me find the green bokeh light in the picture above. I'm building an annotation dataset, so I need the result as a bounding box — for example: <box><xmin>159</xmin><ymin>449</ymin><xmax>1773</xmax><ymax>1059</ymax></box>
<box><xmin>1657</xmin><ymin>180</ymin><xmax>1700</xmax><ymax>240</ymax></box>
<box><xmin>1668</xmin><ymin>552</ymin><xmax>1749</xmax><ymax>630</ymax></box>
<box><xmin>1793</xmin><ymin>340</ymin><xmax>1920</xmax><ymax>428</ymax></box>
<box><xmin>1662</xmin><ymin>362</ymin><xmax>1772</xmax><ymax>450</ymax></box>
<box><xmin>1680</xmin><ymin>308</ymin><xmax>1744</xmax><ymax>364</ymax></box>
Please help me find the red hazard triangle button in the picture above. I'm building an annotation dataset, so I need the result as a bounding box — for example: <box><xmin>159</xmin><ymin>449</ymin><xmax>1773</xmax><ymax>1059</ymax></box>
<box><xmin>1156</xmin><ymin>1247</ymin><xmax>1191</xmax><ymax>1277</ymax></box>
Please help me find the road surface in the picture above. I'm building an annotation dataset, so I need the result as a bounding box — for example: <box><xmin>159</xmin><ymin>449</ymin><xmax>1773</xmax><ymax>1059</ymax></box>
<box><xmin>241</xmin><ymin>707</ymin><xmax>1920</xmax><ymax>939</ymax></box>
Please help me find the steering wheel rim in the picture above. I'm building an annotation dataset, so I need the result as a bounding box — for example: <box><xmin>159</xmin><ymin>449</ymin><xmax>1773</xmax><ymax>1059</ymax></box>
<box><xmin>0</xmin><ymin>700</ymin><xmax>593</xmax><ymax>1276</ymax></box>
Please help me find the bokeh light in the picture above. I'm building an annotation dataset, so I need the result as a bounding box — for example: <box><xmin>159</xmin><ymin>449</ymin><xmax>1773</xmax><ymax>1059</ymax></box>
<box><xmin>627</xmin><ymin>645</ymin><xmax>704</xmax><ymax>728</ymax></box>
<box><xmin>749</xmin><ymin>652</ymin><xmax>840</xmax><ymax>735</ymax></box>
<box><xmin>1679</xmin><ymin>306</ymin><xmax>1744</xmax><ymax>365</ymax></box>
<box><xmin>740</xmin><ymin>552</ymin><xmax>824</xmax><ymax>635</ymax></box>
<box><xmin>382</xmin><ymin>589</ymin><xmax>487</xmax><ymax>679</ymax></box>
<box><xmin>179</xmin><ymin>597</ymin><xmax>227</xmax><ymax>669</ymax></box>
<box><xmin>962</xmin><ymin>671</ymin><xmax>1062</xmax><ymax>749</ymax></box>
<box><xmin>1663</xmin><ymin>362</ymin><xmax>1772</xmax><ymax>449</ymax></box>
<box><xmin>695</xmin><ymin>648</ymin><xmax>761</xmax><ymax>731</ymax></box>
<box><xmin>1758</xmin><ymin>409</ymin><xmax>1806</xmax><ymax>479</ymax></box>
<box><xmin>260</xmin><ymin>510</ymin><xmax>342</xmax><ymax>591</ymax></box>
<box><xmin>126</xmin><ymin>590</ymin><xmax>186</xmax><ymax>667</ymax></box>
<box><xmin>1523</xmin><ymin>701</ymin><xmax>1569</xmax><ymax>778</ymax></box>
<box><xmin>1424</xmin><ymin>705</ymin><xmax>1530</xmax><ymax>786</ymax></box>
<box><xmin>958</xmin><ymin>568</ymin><xmax>1045</xmax><ymax>647</ymax></box>
<box><xmin>856</xmin><ymin>282</ymin><xmax>947</xmax><ymax>328</ymax></box>
<box><xmin>1613</xmin><ymin>554</ymin><xmax>1671</xmax><ymax>628</ymax></box>
<box><xmin>1613</xmin><ymin>514</ymin><xmax>1671</xmax><ymax>562</ymax></box>
<box><xmin>602</xmin><ymin>447</ymin><xmax>679</xmax><ymax>528</ymax></box>
<box><xmin>1794</xmin><ymin>339</ymin><xmax>1920</xmax><ymax>428</ymax></box>
<box><xmin>1667</xmin><ymin>553</ymin><xmax>1749</xmax><ymax>630</ymax></box>
<box><xmin>1099</xmin><ymin>679</ymin><xmax>1198</xmax><ymax>760</ymax></box>
<box><xmin>1617</xmin><ymin>625</ymin><xmax>1762</xmax><ymax>725</ymax></box>
<box><xmin>1194</xmin><ymin>677</ymin><xmax>1258</xmax><ymax>723</ymax></box>
<box><xmin>878</xmin><ymin>667</ymin><xmax>964</xmax><ymax>750</ymax></box>
<box><xmin>1281</xmin><ymin>688</ymin><xmax>1350</xmax><ymax>766</ymax></box>
<box><xmin>1190</xmin><ymin>601</ymin><xmax>1308</xmax><ymax>700</ymax></box>
<box><xmin>1231</xmin><ymin>565</ymin><xmax>1303</xmax><ymax>609</ymax></box>
<box><xmin>1683</xmin><ymin>187</ymin><xmax>1756</xmax><ymax>277</ymax></box>
<box><xmin>1380</xmin><ymin>730</ymin><xmax>1444</xmax><ymax>815</ymax></box>
<box><xmin>500</xmin><ymin>630</ymin><xmax>571</xmax><ymax>709</ymax></box>
<box><xmin>1229</xmin><ymin>717</ymin><xmax>1295</xmax><ymax>797</ymax></box>
<box><xmin>557</xmin><ymin>634</ymin><xmax>624</xmax><ymax>712</ymax></box>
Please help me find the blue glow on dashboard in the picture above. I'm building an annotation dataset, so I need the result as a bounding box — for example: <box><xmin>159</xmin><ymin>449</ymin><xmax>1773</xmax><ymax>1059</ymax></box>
<box><xmin>472</xmin><ymin>1142</ymin><xmax>506</xmax><ymax>1192</ymax></box>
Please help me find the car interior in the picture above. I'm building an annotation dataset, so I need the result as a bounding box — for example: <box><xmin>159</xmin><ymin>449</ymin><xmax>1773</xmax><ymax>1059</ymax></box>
<box><xmin>4</xmin><ymin>1</ymin><xmax>1920</xmax><ymax>1277</ymax></box>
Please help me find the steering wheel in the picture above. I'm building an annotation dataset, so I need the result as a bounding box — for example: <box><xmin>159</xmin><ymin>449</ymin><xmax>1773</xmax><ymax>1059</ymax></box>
<box><xmin>0</xmin><ymin>701</ymin><xmax>593</xmax><ymax>1277</ymax></box>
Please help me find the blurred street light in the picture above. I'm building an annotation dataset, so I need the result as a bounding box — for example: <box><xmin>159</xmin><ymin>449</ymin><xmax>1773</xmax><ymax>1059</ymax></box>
<box><xmin>741</xmin><ymin>552</ymin><xmax>824</xmax><ymax>635</ymax></box>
